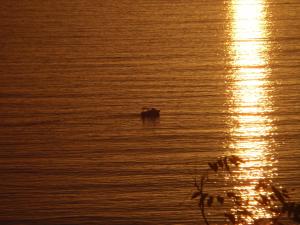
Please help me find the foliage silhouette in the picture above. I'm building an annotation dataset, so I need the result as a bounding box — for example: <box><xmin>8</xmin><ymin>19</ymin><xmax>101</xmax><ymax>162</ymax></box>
<box><xmin>192</xmin><ymin>155</ymin><xmax>300</xmax><ymax>225</ymax></box>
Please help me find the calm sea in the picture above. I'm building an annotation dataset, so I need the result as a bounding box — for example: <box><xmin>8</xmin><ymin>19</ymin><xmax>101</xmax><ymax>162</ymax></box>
<box><xmin>0</xmin><ymin>0</ymin><xmax>300</xmax><ymax>224</ymax></box>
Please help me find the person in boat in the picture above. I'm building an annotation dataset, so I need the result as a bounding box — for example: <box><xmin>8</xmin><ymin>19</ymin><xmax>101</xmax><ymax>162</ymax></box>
<box><xmin>141</xmin><ymin>107</ymin><xmax>160</xmax><ymax>118</ymax></box>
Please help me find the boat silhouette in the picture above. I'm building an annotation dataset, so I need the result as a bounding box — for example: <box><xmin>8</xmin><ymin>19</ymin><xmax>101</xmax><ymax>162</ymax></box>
<box><xmin>141</xmin><ymin>107</ymin><xmax>160</xmax><ymax>119</ymax></box>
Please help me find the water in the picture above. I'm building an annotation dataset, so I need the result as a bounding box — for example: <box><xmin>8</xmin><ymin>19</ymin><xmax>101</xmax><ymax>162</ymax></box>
<box><xmin>0</xmin><ymin>0</ymin><xmax>300</xmax><ymax>224</ymax></box>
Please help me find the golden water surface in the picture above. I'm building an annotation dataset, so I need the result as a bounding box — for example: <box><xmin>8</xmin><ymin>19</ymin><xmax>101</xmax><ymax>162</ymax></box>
<box><xmin>0</xmin><ymin>1</ymin><xmax>300</xmax><ymax>224</ymax></box>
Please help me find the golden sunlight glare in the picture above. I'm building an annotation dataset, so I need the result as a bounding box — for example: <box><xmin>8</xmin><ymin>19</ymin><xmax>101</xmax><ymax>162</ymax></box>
<box><xmin>228</xmin><ymin>0</ymin><xmax>277</xmax><ymax>223</ymax></box>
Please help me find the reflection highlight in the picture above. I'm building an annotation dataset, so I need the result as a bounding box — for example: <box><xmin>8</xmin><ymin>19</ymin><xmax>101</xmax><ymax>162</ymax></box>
<box><xmin>228</xmin><ymin>0</ymin><xmax>277</xmax><ymax>223</ymax></box>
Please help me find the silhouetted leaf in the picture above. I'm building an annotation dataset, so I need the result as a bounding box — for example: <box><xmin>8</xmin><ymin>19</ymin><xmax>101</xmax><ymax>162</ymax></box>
<box><xmin>235</xmin><ymin>199</ymin><xmax>242</xmax><ymax>206</ymax></box>
<box><xmin>224</xmin><ymin>212</ymin><xmax>235</xmax><ymax>224</ymax></box>
<box><xmin>282</xmin><ymin>192</ymin><xmax>290</xmax><ymax>198</ymax></box>
<box><xmin>208</xmin><ymin>162</ymin><xmax>213</xmax><ymax>170</ymax></box>
<box><xmin>208</xmin><ymin>162</ymin><xmax>218</xmax><ymax>172</ymax></box>
<box><xmin>283</xmin><ymin>202</ymin><xmax>296</xmax><ymax>218</ymax></box>
<box><xmin>217</xmin><ymin>159</ymin><xmax>224</xmax><ymax>168</ymax></box>
<box><xmin>270</xmin><ymin>194</ymin><xmax>277</xmax><ymax>201</ymax></box>
<box><xmin>271</xmin><ymin>218</ymin><xmax>285</xmax><ymax>225</ymax></box>
<box><xmin>241</xmin><ymin>209</ymin><xmax>253</xmax><ymax>216</ymax></box>
<box><xmin>270</xmin><ymin>206</ymin><xmax>281</xmax><ymax>214</ymax></box>
<box><xmin>254</xmin><ymin>219</ymin><xmax>265</xmax><ymax>225</ymax></box>
<box><xmin>272</xmin><ymin>185</ymin><xmax>285</xmax><ymax>204</ymax></box>
<box><xmin>192</xmin><ymin>191</ymin><xmax>201</xmax><ymax>199</ymax></box>
<box><xmin>217</xmin><ymin>195</ymin><xmax>224</xmax><ymax>205</ymax></box>
<box><xmin>255</xmin><ymin>197</ymin><xmax>263</xmax><ymax>205</ymax></box>
<box><xmin>288</xmin><ymin>207</ymin><xmax>294</xmax><ymax>218</ymax></box>
<box><xmin>223</xmin><ymin>157</ymin><xmax>230</xmax><ymax>171</ymax></box>
<box><xmin>229</xmin><ymin>155</ymin><xmax>244</xmax><ymax>166</ymax></box>
<box><xmin>255</xmin><ymin>179</ymin><xmax>268</xmax><ymax>191</ymax></box>
<box><xmin>207</xmin><ymin>196</ymin><xmax>214</xmax><ymax>207</ymax></box>
<box><xmin>292</xmin><ymin>204</ymin><xmax>300</xmax><ymax>223</ymax></box>
<box><xmin>227</xmin><ymin>192</ymin><xmax>236</xmax><ymax>198</ymax></box>
<box><xmin>271</xmin><ymin>219</ymin><xmax>285</xmax><ymax>225</ymax></box>
<box><xmin>260</xmin><ymin>194</ymin><xmax>270</xmax><ymax>205</ymax></box>
<box><xmin>228</xmin><ymin>156</ymin><xmax>238</xmax><ymax>166</ymax></box>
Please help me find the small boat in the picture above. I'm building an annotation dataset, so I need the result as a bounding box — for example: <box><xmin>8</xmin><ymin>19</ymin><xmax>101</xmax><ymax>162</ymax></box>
<box><xmin>141</xmin><ymin>107</ymin><xmax>160</xmax><ymax>119</ymax></box>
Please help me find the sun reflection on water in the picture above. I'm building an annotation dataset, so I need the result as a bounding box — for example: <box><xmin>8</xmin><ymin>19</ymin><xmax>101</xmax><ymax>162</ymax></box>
<box><xmin>228</xmin><ymin>0</ymin><xmax>277</xmax><ymax>223</ymax></box>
